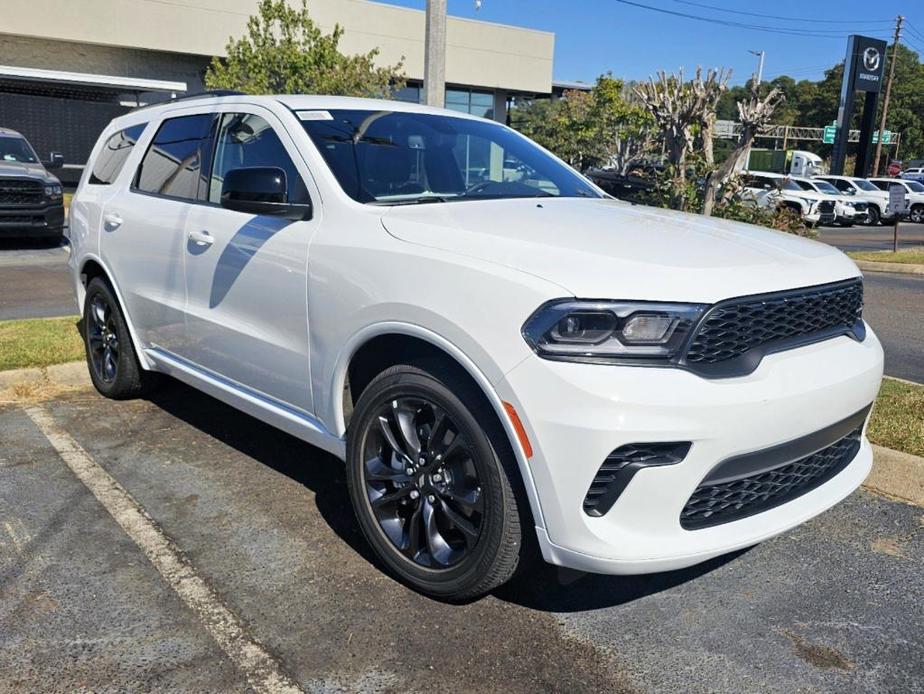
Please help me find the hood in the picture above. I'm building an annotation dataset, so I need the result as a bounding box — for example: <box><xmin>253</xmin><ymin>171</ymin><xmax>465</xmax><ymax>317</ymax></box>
<box><xmin>380</xmin><ymin>198</ymin><xmax>859</xmax><ymax>303</ymax></box>
<box><xmin>0</xmin><ymin>161</ymin><xmax>54</xmax><ymax>181</ymax></box>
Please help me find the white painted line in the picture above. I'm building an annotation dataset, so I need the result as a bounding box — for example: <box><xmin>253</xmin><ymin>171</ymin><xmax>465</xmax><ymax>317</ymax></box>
<box><xmin>24</xmin><ymin>405</ymin><xmax>303</xmax><ymax>694</ymax></box>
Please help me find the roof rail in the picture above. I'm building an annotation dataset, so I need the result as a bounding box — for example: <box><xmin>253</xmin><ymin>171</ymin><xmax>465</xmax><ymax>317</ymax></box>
<box><xmin>130</xmin><ymin>89</ymin><xmax>246</xmax><ymax>112</ymax></box>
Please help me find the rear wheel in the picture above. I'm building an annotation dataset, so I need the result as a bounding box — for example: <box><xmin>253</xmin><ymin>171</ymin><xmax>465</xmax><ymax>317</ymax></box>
<box><xmin>346</xmin><ymin>362</ymin><xmax>525</xmax><ymax>601</ymax></box>
<box><xmin>83</xmin><ymin>277</ymin><xmax>159</xmax><ymax>399</ymax></box>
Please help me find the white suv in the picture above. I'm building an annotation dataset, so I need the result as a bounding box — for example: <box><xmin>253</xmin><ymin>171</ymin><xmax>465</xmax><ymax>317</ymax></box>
<box><xmin>740</xmin><ymin>171</ymin><xmax>836</xmax><ymax>226</ymax></box>
<box><xmin>69</xmin><ymin>94</ymin><xmax>883</xmax><ymax>600</ymax></box>
<box><xmin>814</xmin><ymin>175</ymin><xmax>895</xmax><ymax>226</ymax></box>
<box><xmin>868</xmin><ymin>178</ymin><xmax>924</xmax><ymax>223</ymax></box>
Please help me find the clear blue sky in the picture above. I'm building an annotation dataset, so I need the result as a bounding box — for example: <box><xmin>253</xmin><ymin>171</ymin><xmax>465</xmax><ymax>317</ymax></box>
<box><xmin>373</xmin><ymin>0</ymin><xmax>923</xmax><ymax>86</ymax></box>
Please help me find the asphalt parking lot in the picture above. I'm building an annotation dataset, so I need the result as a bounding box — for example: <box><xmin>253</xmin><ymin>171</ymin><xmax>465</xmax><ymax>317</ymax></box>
<box><xmin>2</xmin><ymin>382</ymin><xmax>922</xmax><ymax>692</ymax></box>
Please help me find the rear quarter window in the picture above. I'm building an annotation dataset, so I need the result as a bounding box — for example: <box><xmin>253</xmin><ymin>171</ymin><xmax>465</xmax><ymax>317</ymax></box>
<box><xmin>89</xmin><ymin>123</ymin><xmax>147</xmax><ymax>185</ymax></box>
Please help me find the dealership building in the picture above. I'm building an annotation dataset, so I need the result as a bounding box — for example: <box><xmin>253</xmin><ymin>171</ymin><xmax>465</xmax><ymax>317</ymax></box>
<box><xmin>0</xmin><ymin>0</ymin><xmax>563</xmax><ymax>184</ymax></box>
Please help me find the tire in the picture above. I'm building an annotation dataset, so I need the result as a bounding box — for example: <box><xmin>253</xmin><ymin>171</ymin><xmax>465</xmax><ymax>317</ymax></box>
<box><xmin>83</xmin><ymin>277</ymin><xmax>159</xmax><ymax>399</ymax></box>
<box><xmin>346</xmin><ymin>361</ymin><xmax>526</xmax><ymax>601</ymax></box>
<box><xmin>910</xmin><ymin>204</ymin><xmax>924</xmax><ymax>224</ymax></box>
<box><xmin>865</xmin><ymin>205</ymin><xmax>881</xmax><ymax>226</ymax></box>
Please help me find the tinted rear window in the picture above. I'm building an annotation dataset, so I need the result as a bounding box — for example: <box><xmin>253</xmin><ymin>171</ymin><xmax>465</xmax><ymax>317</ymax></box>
<box><xmin>90</xmin><ymin>124</ymin><xmax>147</xmax><ymax>185</ymax></box>
<box><xmin>135</xmin><ymin>114</ymin><xmax>217</xmax><ymax>200</ymax></box>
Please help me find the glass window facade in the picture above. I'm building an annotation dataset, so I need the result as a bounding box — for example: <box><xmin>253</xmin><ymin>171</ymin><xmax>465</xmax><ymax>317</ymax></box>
<box><xmin>445</xmin><ymin>88</ymin><xmax>495</xmax><ymax>119</ymax></box>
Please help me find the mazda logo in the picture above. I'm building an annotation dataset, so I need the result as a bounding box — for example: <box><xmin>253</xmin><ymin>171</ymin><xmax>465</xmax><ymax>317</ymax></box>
<box><xmin>863</xmin><ymin>47</ymin><xmax>880</xmax><ymax>72</ymax></box>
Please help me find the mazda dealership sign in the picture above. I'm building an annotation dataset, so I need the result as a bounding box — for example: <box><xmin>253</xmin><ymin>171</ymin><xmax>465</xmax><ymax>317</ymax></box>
<box><xmin>853</xmin><ymin>37</ymin><xmax>888</xmax><ymax>92</ymax></box>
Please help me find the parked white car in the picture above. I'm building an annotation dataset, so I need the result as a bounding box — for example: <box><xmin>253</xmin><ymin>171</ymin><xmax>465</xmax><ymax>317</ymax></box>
<box><xmin>741</xmin><ymin>171</ymin><xmax>836</xmax><ymax>226</ymax></box>
<box><xmin>867</xmin><ymin>178</ymin><xmax>924</xmax><ymax>223</ymax></box>
<box><xmin>68</xmin><ymin>94</ymin><xmax>883</xmax><ymax>600</ymax></box>
<box><xmin>900</xmin><ymin>167</ymin><xmax>924</xmax><ymax>185</ymax></box>
<box><xmin>814</xmin><ymin>174</ymin><xmax>894</xmax><ymax>226</ymax></box>
<box><xmin>790</xmin><ymin>176</ymin><xmax>866</xmax><ymax>226</ymax></box>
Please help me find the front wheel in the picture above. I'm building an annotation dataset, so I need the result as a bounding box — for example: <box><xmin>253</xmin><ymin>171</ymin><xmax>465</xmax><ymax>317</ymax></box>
<box><xmin>346</xmin><ymin>363</ymin><xmax>526</xmax><ymax>601</ymax></box>
<box><xmin>865</xmin><ymin>206</ymin><xmax>881</xmax><ymax>226</ymax></box>
<box><xmin>910</xmin><ymin>204</ymin><xmax>924</xmax><ymax>224</ymax></box>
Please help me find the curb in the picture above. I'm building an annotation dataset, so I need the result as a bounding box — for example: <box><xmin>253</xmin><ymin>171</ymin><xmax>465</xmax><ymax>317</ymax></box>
<box><xmin>0</xmin><ymin>361</ymin><xmax>88</xmax><ymax>391</ymax></box>
<box><xmin>866</xmin><ymin>444</ymin><xmax>924</xmax><ymax>508</ymax></box>
<box><xmin>854</xmin><ymin>259</ymin><xmax>924</xmax><ymax>275</ymax></box>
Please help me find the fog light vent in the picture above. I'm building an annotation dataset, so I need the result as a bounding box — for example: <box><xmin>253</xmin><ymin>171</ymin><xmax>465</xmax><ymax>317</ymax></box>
<box><xmin>583</xmin><ymin>442</ymin><xmax>691</xmax><ymax>517</ymax></box>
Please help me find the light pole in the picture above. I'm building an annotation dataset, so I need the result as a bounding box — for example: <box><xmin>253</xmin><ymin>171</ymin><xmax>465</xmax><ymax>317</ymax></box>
<box><xmin>749</xmin><ymin>49</ymin><xmax>765</xmax><ymax>86</ymax></box>
<box><xmin>424</xmin><ymin>0</ymin><xmax>447</xmax><ymax>108</ymax></box>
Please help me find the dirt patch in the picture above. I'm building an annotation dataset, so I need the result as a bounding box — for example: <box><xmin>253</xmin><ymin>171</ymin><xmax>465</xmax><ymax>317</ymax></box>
<box><xmin>782</xmin><ymin>630</ymin><xmax>854</xmax><ymax>671</ymax></box>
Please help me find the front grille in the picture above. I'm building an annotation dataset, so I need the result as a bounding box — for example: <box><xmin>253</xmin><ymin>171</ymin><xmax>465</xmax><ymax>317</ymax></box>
<box><xmin>684</xmin><ymin>279</ymin><xmax>863</xmax><ymax>371</ymax></box>
<box><xmin>584</xmin><ymin>442</ymin><xmax>690</xmax><ymax>516</ymax></box>
<box><xmin>819</xmin><ymin>200</ymin><xmax>836</xmax><ymax>214</ymax></box>
<box><xmin>853</xmin><ymin>202</ymin><xmax>869</xmax><ymax>213</ymax></box>
<box><xmin>680</xmin><ymin>425</ymin><xmax>862</xmax><ymax>529</ymax></box>
<box><xmin>0</xmin><ymin>179</ymin><xmax>44</xmax><ymax>205</ymax></box>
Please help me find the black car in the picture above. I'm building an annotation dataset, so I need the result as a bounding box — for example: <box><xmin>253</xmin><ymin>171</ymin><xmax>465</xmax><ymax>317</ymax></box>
<box><xmin>0</xmin><ymin>127</ymin><xmax>65</xmax><ymax>243</ymax></box>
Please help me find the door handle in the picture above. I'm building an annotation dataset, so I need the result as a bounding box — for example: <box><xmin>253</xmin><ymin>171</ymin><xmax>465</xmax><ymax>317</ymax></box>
<box><xmin>103</xmin><ymin>212</ymin><xmax>123</xmax><ymax>229</ymax></box>
<box><xmin>187</xmin><ymin>230</ymin><xmax>214</xmax><ymax>247</ymax></box>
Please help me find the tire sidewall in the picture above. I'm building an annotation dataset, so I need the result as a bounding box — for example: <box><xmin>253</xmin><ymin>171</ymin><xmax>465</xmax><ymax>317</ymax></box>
<box><xmin>83</xmin><ymin>278</ymin><xmax>137</xmax><ymax>397</ymax></box>
<box><xmin>346</xmin><ymin>368</ymin><xmax>513</xmax><ymax>598</ymax></box>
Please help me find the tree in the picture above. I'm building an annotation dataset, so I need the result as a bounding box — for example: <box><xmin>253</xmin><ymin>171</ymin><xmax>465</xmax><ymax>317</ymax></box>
<box><xmin>634</xmin><ymin>67</ymin><xmax>730</xmax><ymax>209</ymax></box>
<box><xmin>205</xmin><ymin>0</ymin><xmax>405</xmax><ymax>97</ymax></box>
<box><xmin>702</xmin><ymin>83</ymin><xmax>785</xmax><ymax>216</ymax></box>
<box><xmin>512</xmin><ymin>74</ymin><xmax>652</xmax><ymax>173</ymax></box>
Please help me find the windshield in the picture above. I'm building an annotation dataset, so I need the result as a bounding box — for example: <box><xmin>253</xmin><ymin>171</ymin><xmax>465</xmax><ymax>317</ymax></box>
<box><xmin>907</xmin><ymin>181</ymin><xmax>924</xmax><ymax>193</ymax></box>
<box><xmin>813</xmin><ymin>180</ymin><xmax>839</xmax><ymax>195</ymax></box>
<box><xmin>852</xmin><ymin>179</ymin><xmax>878</xmax><ymax>192</ymax></box>
<box><xmin>299</xmin><ymin>109</ymin><xmax>601</xmax><ymax>204</ymax></box>
<box><xmin>781</xmin><ymin>179</ymin><xmax>803</xmax><ymax>192</ymax></box>
<box><xmin>0</xmin><ymin>136</ymin><xmax>38</xmax><ymax>164</ymax></box>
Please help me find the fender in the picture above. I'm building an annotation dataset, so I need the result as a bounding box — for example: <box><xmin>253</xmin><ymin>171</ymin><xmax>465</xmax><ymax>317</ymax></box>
<box><xmin>77</xmin><ymin>253</ymin><xmax>154</xmax><ymax>371</ymax></box>
<box><xmin>331</xmin><ymin>321</ymin><xmax>547</xmax><ymax>531</ymax></box>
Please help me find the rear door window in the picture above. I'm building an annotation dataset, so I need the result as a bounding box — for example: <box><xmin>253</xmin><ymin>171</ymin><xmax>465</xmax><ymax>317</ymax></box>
<box><xmin>134</xmin><ymin>114</ymin><xmax>217</xmax><ymax>200</ymax></box>
<box><xmin>89</xmin><ymin>123</ymin><xmax>147</xmax><ymax>185</ymax></box>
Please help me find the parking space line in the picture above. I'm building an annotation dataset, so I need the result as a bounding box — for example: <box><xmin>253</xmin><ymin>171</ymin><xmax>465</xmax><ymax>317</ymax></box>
<box><xmin>24</xmin><ymin>405</ymin><xmax>303</xmax><ymax>694</ymax></box>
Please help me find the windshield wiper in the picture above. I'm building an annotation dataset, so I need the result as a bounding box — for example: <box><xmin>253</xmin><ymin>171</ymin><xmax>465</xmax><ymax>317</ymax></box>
<box><xmin>373</xmin><ymin>195</ymin><xmax>452</xmax><ymax>206</ymax></box>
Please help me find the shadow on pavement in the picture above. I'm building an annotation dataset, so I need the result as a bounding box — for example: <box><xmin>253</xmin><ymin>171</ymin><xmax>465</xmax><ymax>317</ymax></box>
<box><xmin>493</xmin><ymin>548</ymin><xmax>749</xmax><ymax>612</ymax></box>
<box><xmin>145</xmin><ymin>378</ymin><xmax>743</xmax><ymax>610</ymax></box>
<box><xmin>144</xmin><ymin>379</ymin><xmax>380</xmax><ymax>567</ymax></box>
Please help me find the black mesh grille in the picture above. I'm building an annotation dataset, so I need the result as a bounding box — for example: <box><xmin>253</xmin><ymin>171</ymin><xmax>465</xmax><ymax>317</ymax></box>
<box><xmin>584</xmin><ymin>442</ymin><xmax>690</xmax><ymax>516</ymax></box>
<box><xmin>853</xmin><ymin>202</ymin><xmax>869</xmax><ymax>212</ymax></box>
<box><xmin>0</xmin><ymin>179</ymin><xmax>44</xmax><ymax>205</ymax></box>
<box><xmin>684</xmin><ymin>280</ymin><xmax>863</xmax><ymax>367</ymax></box>
<box><xmin>680</xmin><ymin>426</ymin><xmax>862</xmax><ymax>529</ymax></box>
<box><xmin>819</xmin><ymin>200</ymin><xmax>835</xmax><ymax>214</ymax></box>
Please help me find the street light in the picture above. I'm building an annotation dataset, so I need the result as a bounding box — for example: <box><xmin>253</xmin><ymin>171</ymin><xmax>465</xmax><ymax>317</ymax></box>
<box><xmin>749</xmin><ymin>49</ymin><xmax>765</xmax><ymax>86</ymax></box>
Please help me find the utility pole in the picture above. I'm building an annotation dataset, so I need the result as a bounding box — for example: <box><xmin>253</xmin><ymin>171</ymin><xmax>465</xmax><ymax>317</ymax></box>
<box><xmin>872</xmin><ymin>15</ymin><xmax>903</xmax><ymax>176</ymax></box>
<box><xmin>749</xmin><ymin>49</ymin><xmax>765</xmax><ymax>86</ymax></box>
<box><xmin>424</xmin><ymin>0</ymin><xmax>447</xmax><ymax>108</ymax></box>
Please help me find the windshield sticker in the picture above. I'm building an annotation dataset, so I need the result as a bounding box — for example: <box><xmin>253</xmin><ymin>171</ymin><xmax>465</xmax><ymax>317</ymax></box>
<box><xmin>296</xmin><ymin>110</ymin><xmax>334</xmax><ymax>121</ymax></box>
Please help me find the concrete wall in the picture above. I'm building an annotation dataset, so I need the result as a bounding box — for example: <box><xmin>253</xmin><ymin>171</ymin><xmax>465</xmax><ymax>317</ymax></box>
<box><xmin>0</xmin><ymin>35</ymin><xmax>209</xmax><ymax>92</ymax></box>
<box><xmin>0</xmin><ymin>0</ymin><xmax>554</xmax><ymax>93</ymax></box>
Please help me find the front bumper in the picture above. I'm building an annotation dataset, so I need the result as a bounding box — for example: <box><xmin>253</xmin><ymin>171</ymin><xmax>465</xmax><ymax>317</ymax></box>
<box><xmin>0</xmin><ymin>203</ymin><xmax>65</xmax><ymax>238</ymax></box>
<box><xmin>497</xmin><ymin>326</ymin><xmax>884</xmax><ymax>575</ymax></box>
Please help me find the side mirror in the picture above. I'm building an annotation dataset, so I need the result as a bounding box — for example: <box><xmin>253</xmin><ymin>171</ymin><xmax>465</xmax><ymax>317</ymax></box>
<box><xmin>46</xmin><ymin>152</ymin><xmax>64</xmax><ymax>170</ymax></box>
<box><xmin>220</xmin><ymin>166</ymin><xmax>312</xmax><ymax>220</ymax></box>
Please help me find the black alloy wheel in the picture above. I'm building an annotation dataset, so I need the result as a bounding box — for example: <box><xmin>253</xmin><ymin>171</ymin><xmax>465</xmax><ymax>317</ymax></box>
<box><xmin>346</xmin><ymin>362</ymin><xmax>526</xmax><ymax>600</ymax></box>
<box><xmin>82</xmin><ymin>276</ymin><xmax>159</xmax><ymax>399</ymax></box>
<box><xmin>362</xmin><ymin>396</ymin><xmax>485</xmax><ymax>568</ymax></box>
<box><xmin>87</xmin><ymin>293</ymin><xmax>120</xmax><ymax>385</ymax></box>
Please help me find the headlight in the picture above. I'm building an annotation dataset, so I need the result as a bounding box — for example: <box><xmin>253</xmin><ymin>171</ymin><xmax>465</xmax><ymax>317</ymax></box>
<box><xmin>44</xmin><ymin>183</ymin><xmax>62</xmax><ymax>200</ymax></box>
<box><xmin>804</xmin><ymin>197</ymin><xmax>819</xmax><ymax>205</ymax></box>
<box><xmin>522</xmin><ymin>299</ymin><xmax>708</xmax><ymax>363</ymax></box>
